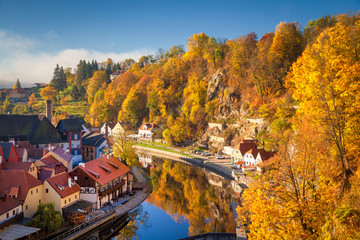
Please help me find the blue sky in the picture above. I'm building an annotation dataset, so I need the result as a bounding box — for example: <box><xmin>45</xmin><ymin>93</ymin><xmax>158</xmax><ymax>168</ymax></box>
<box><xmin>0</xmin><ymin>0</ymin><xmax>359</xmax><ymax>86</ymax></box>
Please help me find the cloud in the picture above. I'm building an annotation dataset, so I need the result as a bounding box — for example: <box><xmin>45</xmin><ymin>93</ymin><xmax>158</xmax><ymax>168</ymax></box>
<box><xmin>0</xmin><ymin>30</ymin><xmax>155</xmax><ymax>87</ymax></box>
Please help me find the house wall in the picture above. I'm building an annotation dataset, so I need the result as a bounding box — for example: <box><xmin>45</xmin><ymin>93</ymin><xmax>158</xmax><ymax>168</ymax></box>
<box><xmin>23</xmin><ymin>185</ymin><xmax>43</xmax><ymax>218</ymax></box>
<box><xmin>60</xmin><ymin>192</ymin><xmax>80</xmax><ymax>210</ymax></box>
<box><xmin>28</xmin><ymin>163</ymin><xmax>38</xmax><ymax>179</ymax></box>
<box><xmin>79</xmin><ymin>192</ymin><xmax>98</xmax><ymax>208</ymax></box>
<box><xmin>8</xmin><ymin>145</ymin><xmax>19</xmax><ymax>162</ymax></box>
<box><xmin>139</xmin><ymin>129</ymin><xmax>152</xmax><ymax>138</ymax></box>
<box><xmin>43</xmin><ymin>181</ymin><xmax>61</xmax><ymax>212</ymax></box>
<box><xmin>0</xmin><ymin>205</ymin><xmax>22</xmax><ymax>224</ymax></box>
<box><xmin>82</xmin><ymin>145</ymin><xmax>96</xmax><ymax>162</ymax></box>
<box><xmin>231</xmin><ymin>149</ymin><xmax>242</xmax><ymax>164</ymax></box>
<box><xmin>112</xmin><ymin>123</ymin><xmax>125</xmax><ymax>137</ymax></box>
<box><xmin>43</xmin><ymin>182</ymin><xmax>80</xmax><ymax>213</ymax></box>
<box><xmin>243</xmin><ymin>153</ymin><xmax>255</xmax><ymax>166</ymax></box>
<box><xmin>22</xmin><ymin>150</ymin><xmax>28</xmax><ymax>162</ymax></box>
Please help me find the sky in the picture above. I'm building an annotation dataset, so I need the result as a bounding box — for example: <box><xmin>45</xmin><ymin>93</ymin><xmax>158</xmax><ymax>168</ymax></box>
<box><xmin>0</xmin><ymin>0</ymin><xmax>359</xmax><ymax>87</ymax></box>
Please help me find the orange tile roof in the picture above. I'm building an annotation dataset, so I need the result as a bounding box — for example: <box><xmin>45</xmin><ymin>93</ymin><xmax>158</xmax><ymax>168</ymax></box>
<box><xmin>46</xmin><ymin>172</ymin><xmax>80</xmax><ymax>198</ymax></box>
<box><xmin>75</xmin><ymin>155</ymin><xmax>130</xmax><ymax>186</ymax></box>
<box><xmin>0</xmin><ymin>170</ymin><xmax>42</xmax><ymax>201</ymax></box>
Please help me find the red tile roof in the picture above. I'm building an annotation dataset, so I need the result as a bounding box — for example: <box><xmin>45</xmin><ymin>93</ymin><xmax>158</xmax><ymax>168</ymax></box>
<box><xmin>15</xmin><ymin>147</ymin><xmax>26</xmax><ymax>160</ymax></box>
<box><xmin>39</xmin><ymin>155</ymin><xmax>67</xmax><ymax>175</ymax></box>
<box><xmin>0</xmin><ymin>196</ymin><xmax>22</xmax><ymax>215</ymax></box>
<box><xmin>139</xmin><ymin>123</ymin><xmax>159</xmax><ymax>131</ymax></box>
<box><xmin>74</xmin><ymin>155</ymin><xmax>130</xmax><ymax>186</ymax></box>
<box><xmin>3</xmin><ymin>162</ymin><xmax>32</xmax><ymax>172</ymax></box>
<box><xmin>46</xmin><ymin>172</ymin><xmax>80</xmax><ymax>198</ymax></box>
<box><xmin>0</xmin><ymin>170</ymin><xmax>42</xmax><ymax>201</ymax></box>
<box><xmin>238</xmin><ymin>142</ymin><xmax>258</xmax><ymax>156</ymax></box>
<box><xmin>48</xmin><ymin>147</ymin><xmax>72</xmax><ymax>164</ymax></box>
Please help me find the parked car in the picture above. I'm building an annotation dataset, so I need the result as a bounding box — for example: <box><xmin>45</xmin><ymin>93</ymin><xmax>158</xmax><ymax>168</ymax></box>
<box><xmin>201</xmin><ymin>152</ymin><xmax>211</xmax><ymax>156</ymax></box>
<box><xmin>216</xmin><ymin>155</ymin><xmax>225</xmax><ymax>159</ymax></box>
<box><xmin>194</xmin><ymin>150</ymin><xmax>203</xmax><ymax>154</ymax></box>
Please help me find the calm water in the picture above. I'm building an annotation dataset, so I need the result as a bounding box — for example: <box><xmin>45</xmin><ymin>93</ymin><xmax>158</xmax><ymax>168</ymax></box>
<box><xmin>112</xmin><ymin>157</ymin><xmax>237</xmax><ymax>240</ymax></box>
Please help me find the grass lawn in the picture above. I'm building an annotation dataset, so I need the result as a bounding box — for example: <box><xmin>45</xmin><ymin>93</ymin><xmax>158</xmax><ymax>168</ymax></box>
<box><xmin>134</xmin><ymin>142</ymin><xmax>195</xmax><ymax>159</ymax></box>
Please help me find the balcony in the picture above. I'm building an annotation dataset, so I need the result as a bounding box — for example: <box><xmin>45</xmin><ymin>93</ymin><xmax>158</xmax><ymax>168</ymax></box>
<box><xmin>98</xmin><ymin>181</ymin><xmax>125</xmax><ymax>197</ymax></box>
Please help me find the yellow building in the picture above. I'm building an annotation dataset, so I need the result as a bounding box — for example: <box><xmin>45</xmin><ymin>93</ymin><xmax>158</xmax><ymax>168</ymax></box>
<box><xmin>0</xmin><ymin>170</ymin><xmax>43</xmax><ymax>218</ymax></box>
<box><xmin>43</xmin><ymin>172</ymin><xmax>80</xmax><ymax>213</ymax></box>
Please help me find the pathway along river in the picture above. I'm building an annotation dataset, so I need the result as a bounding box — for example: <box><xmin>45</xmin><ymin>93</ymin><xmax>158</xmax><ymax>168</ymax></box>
<box><xmin>89</xmin><ymin>156</ymin><xmax>238</xmax><ymax>239</ymax></box>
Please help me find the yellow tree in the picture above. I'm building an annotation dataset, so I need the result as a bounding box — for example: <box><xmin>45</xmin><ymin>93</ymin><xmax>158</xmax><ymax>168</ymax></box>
<box><xmin>86</xmin><ymin>70</ymin><xmax>108</xmax><ymax>104</ymax></box>
<box><xmin>28</xmin><ymin>93</ymin><xmax>37</xmax><ymax>106</ymax></box>
<box><xmin>239</xmin><ymin>119</ymin><xmax>338</xmax><ymax>239</ymax></box>
<box><xmin>286</xmin><ymin>16</ymin><xmax>360</xmax><ymax>197</ymax></box>
<box><xmin>40</xmin><ymin>86</ymin><xmax>58</xmax><ymax>101</ymax></box>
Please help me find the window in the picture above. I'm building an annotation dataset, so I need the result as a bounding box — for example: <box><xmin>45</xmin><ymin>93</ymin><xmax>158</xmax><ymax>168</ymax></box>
<box><xmin>26</xmin><ymin>205</ymin><xmax>28</xmax><ymax>210</ymax></box>
<box><xmin>69</xmin><ymin>198</ymin><xmax>71</xmax><ymax>203</ymax></box>
<box><xmin>31</xmin><ymin>190</ymin><xmax>33</xmax><ymax>195</ymax></box>
<box><xmin>46</xmin><ymin>188</ymin><xmax>49</xmax><ymax>193</ymax></box>
<box><xmin>65</xmin><ymin>200</ymin><xmax>67</xmax><ymax>204</ymax></box>
<box><xmin>74</xmin><ymin>133</ymin><xmax>78</xmax><ymax>140</ymax></box>
<box><xmin>6</xmin><ymin>213</ymin><xmax>9</xmax><ymax>218</ymax></box>
<box><xmin>85</xmin><ymin>176</ymin><xmax>88</xmax><ymax>181</ymax></box>
<box><xmin>13</xmin><ymin>210</ymin><xmax>15</xmax><ymax>216</ymax></box>
<box><xmin>36</xmin><ymin>188</ymin><xmax>38</xmax><ymax>193</ymax></box>
<box><xmin>75</xmin><ymin>195</ymin><xmax>77</xmax><ymax>199</ymax></box>
<box><xmin>39</xmin><ymin>200</ymin><xmax>41</xmax><ymax>204</ymax></box>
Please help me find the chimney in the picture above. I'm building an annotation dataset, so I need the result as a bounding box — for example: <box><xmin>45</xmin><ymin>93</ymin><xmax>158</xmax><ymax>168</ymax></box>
<box><xmin>79</xmin><ymin>162</ymin><xmax>85</xmax><ymax>167</ymax></box>
<box><xmin>9</xmin><ymin>138</ymin><xmax>15</xmax><ymax>146</ymax></box>
<box><xmin>107</xmin><ymin>154</ymin><xmax>109</xmax><ymax>160</ymax></box>
<box><xmin>68</xmin><ymin>178</ymin><xmax>72</xmax><ymax>188</ymax></box>
<box><xmin>46</xmin><ymin>99</ymin><xmax>52</xmax><ymax>123</ymax></box>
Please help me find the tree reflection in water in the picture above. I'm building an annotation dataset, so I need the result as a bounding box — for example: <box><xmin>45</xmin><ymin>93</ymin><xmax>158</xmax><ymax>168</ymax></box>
<box><xmin>114</xmin><ymin>205</ymin><xmax>150</xmax><ymax>240</ymax></box>
<box><xmin>115</xmin><ymin>157</ymin><xmax>236</xmax><ymax>239</ymax></box>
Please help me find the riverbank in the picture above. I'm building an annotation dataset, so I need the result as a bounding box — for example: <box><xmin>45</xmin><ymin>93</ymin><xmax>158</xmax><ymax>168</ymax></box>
<box><xmin>49</xmin><ymin>167</ymin><xmax>151</xmax><ymax>240</ymax></box>
<box><xmin>134</xmin><ymin>145</ymin><xmax>235</xmax><ymax>180</ymax></box>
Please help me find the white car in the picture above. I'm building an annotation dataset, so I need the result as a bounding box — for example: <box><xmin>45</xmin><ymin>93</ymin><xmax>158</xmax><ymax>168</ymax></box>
<box><xmin>215</xmin><ymin>155</ymin><xmax>225</xmax><ymax>159</ymax></box>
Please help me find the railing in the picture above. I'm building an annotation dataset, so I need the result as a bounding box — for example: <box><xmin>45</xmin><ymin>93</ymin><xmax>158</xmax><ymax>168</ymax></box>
<box><xmin>52</xmin><ymin>210</ymin><xmax>114</xmax><ymax>240</ymax></box>
<box><xmin>98</xmin><ymin>181</ymin><xmax>124</xmax><ymax>197</ymax></box>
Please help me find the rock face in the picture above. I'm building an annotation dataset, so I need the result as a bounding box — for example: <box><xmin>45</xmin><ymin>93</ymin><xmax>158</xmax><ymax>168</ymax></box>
<box><xmin>207</xmin><ymin>70</ymin><xmax>241</xmax><ymax>119</ymax></box>
<box><xmin>207</xmin><ymin>70</ymin><xmax>224</xmax><ymax>101</ymax></box>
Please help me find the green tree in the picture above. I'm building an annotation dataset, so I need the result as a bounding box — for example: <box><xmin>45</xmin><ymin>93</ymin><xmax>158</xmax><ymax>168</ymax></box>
<box><xmin>50</xmin><ymin>64</ymin><xmax>67</xmax><ymax>91</ymax></box>
<box><xmin>15</xmin><ymin>78</ymin><xmax>21</xmax><ymax>88</ymax></box>
<box><xmin>27</xmin><ymin>203</ymin><xmax>64</xmax><ymax>234</ymax></box>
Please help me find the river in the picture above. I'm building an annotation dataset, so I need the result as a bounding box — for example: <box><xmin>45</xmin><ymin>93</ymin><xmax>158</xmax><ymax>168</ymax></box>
<box><xmin>91</xmin><ymin>156</ymin><xmax>238</xmax><ymax>239</ymax></box>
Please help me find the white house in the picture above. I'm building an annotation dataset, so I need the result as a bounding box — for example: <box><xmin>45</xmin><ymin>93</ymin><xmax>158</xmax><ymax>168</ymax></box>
<box><xmin>138</xmin><ymin>123</ymin><xmax>160</xmax><ymax>139</ymax></box>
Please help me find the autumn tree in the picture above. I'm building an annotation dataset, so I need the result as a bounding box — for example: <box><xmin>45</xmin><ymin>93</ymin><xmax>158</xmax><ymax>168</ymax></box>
<box><xmin>286</xmin><ymin>16</ymin><xmax>360</xmax><ymax>197</ymax></box>
<box><xmin>28</xmin><ymin>93</ymin><xmax>37</xmax><ymax>106</ymax></box>
<box><xmin>112</xmin><ymin>134</ymin><xmax>140</xmax><ymax>167</ymax></box>
<box><xmin>86</xmin><ymin>70</ymin><xmax>108</xmax><ymax>104</ymax></box>
<box><xmin>40</xmin><ymin>86</ymin><xmax>58</xmax><ymax>102</ymax></box>
<box><xmin>268</xmin><ymin>21</ymin><xmax>303</xmax><ymax>91</ymax></box>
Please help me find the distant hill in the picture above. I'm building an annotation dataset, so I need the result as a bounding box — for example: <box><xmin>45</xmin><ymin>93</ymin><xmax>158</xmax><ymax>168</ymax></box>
<box><xmin>0</xmin><ymin>79</ymin><xmax>38</xmax><ymax>89</ymax></box>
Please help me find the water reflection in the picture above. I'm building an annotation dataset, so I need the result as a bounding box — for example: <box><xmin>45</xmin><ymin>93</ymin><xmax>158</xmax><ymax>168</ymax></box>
<box><xmin>115</xmin><ymin>157</ymin><xmax>236</xmax><ymax>239</ymax></box>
